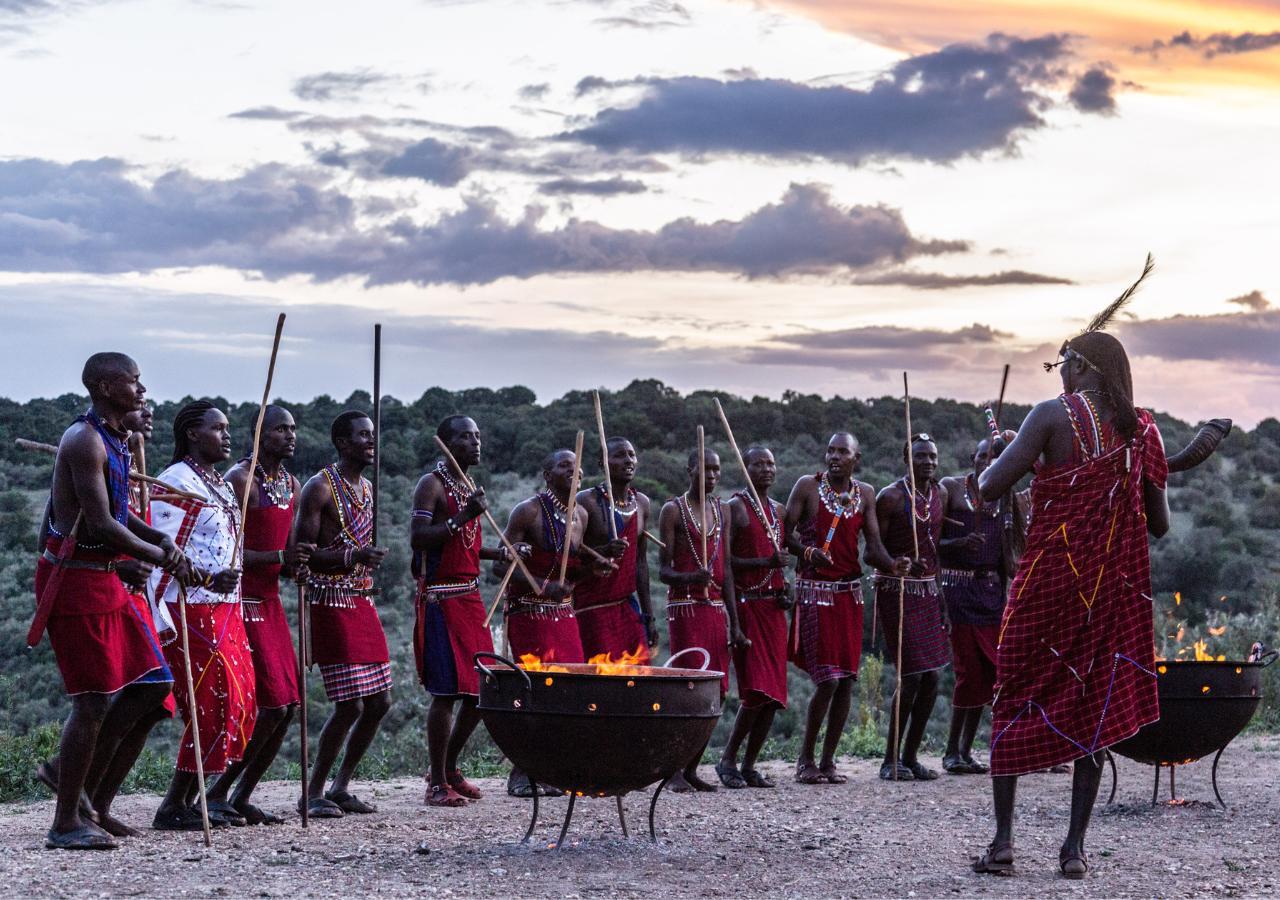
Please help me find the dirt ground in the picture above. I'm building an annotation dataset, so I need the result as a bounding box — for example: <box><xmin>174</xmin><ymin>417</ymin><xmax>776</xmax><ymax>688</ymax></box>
<box><xmin>4</xmin><ymin>737</ymin><xmax>1279</xmax><ymax>898</ymax></box>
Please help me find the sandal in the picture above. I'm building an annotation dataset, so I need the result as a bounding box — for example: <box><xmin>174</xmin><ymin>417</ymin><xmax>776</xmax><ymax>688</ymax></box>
<box><xmin>297</xmin><ymin>796</ymin><xmax>344</xmax><ymax>819</ymax></box>
<box><xmin>905</xmin><ymin>761</ymin><xmax>939</xmax><ymax>781</ymax></box>
<box><xmin>962</xmin><ymin>756</ymin><xmax>989</xmax><ymax>775</ymax></box>
<box><xmin>972</xmin><ymin>842</ymin><xmax>1015</xmax><ymax>876</ymax></box>
<box><xmin>818</xmin><ymin>763</ymin><xmax>848</xmax><ymax>784</ymax></box>
<box><xmin>446</xmin><ymin>770</ymin><xmax>482</xmax><ymax>800</ymax></box>
<box><xmin>539</xmin><ymin>783</ymin><xmax>565</xmax><ymax>797</ymax></box>
<box><xmin>1060</xmin><ymin>848</ymin><xmax>1088</xmax><ymax>880</ymax></box>
<box><xmin>205</xmin><ymin>800</ymin><xmax>247</xmax><ymax>827</ymax></box>
<box><xmin>506</xmin><ymin>771</ymin><xmax>537</xmax><ymax>798</ymax></box>
<box><xmin>879</xmin><ymin>762</ymin><xmax>914</xmax><ymax>781</ymax></box>
<box><xmin>943</xmin><ymin>754</ymin><xmax>977</xmax><ymax>775</ymax></box>
<box><xmin>152</xmin><ymin>805</ymin><xmax>215</xmax><ymax>832</ymax></box>
<box><xmin>426</xmin><ymin>783</ymin><xmax>468</xmax><ymax>808</ymax></box>
<box><xmin>45</xmin><ymin>824</ymin><xmax>117</xmax><ymax>851</ymax></box>
<box><xmin>795</xmin><ymin>762</ymin><xmax>828</xmax><ymax>785</ymax></box>
<box><xmin>742</xmin><ymin>768</ymin><xmax>775</xmax><ymax>788</ymax></box>
<box><xmin>325</xmin><ymin>790</ymin><xmax>377</xmax><ymax>814</ymax></box>
<box><xmin>714</xmin><ymin>759</ymin><xmax>748</xmax><ymax>789</ymax></box>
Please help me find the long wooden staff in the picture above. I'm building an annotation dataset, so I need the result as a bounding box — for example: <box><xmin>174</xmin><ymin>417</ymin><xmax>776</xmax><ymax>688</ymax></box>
<box><xmin>234</xmin><ymin>313</ymin><xmax>286</xmax><ymax>566</ymax></box>
<box><xmin>432</xmin><ymin>436</ymin><xmax>540</xmax><ymax>590</ymax></box>
<box><xmin>893</xmin><ymin>372</ymin><xmax>919</xmax><ymax>782</ymax></box>
<box><xmin>592</xmin><ymin>391</ymin><xmax>618</xmax><ymax>542</ymax></box>
<box><xmin>976</xmin><ymin>364</ymin><xmax>1012</xmax><ymax>537</ymax></box>
<box><xmin>15</xmin><ymin>440</ymin><xmax>204</xmax><ymax>502</ymax></box>
<box><xmin>372</xmin><ymin>323</ymin><xmax>382</xmax><ymax>547</ymax></box>
<box><xmin>483</xmin><ymin>563</ymin><xmax>518</xmax><ymax>629</ymax></box>
<box><xmin>175</xmin><ymin>583</ymin><xmax>213</xmax><ymax>845</ymax></box>
<box><xmin>557</xmin><ymin>431</ymin><xmax>586</xmax><ymax>587</ymax></box>
<box><xmin>296</xmin><ymin>575</ymin><xmax>310</xmax><ymax>828</ymax></box>
<box><xmin>713</xmin><ymin>398</ymin><xmax>778</xmax><ymax>549</ymax></box>
<box><xmin>696</xmin><ymin>425</ymin><xmax>708</xmax><ymax>600</ymax></box>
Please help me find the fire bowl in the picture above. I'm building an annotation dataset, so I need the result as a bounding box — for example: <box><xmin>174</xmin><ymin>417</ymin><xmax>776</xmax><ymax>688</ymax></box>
<box><xmin>476</xmin><ymin>651</ymin><xmax>722</xmax><ymax>798</ymax></box>
<box><xmin>1107</xmin><ymin>650</ymin><xmax>1276</xmax><ymax>807</ymax></box>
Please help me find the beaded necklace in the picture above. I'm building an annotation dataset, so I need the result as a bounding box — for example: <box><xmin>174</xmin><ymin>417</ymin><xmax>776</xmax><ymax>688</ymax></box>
<box><xmin>184</xmin><ymin>456</ymin><xmax>240</xmax><ymax>521</ymax></box>
<box><xmin>602</xmin><ymin>483</ymin><xmax>638</xmax><ymax>516</ymax></box>
<box><xmin>678</xmin><ymin>493</ymin><xmax>721</xmax><ymax>569</ymax></box>
<box><xmin>898</xmin><ymin>476</ymin><xmax>937</xmax><ymax>525</ymax></box>
<box><xmin>255</xmin><ymin>461</ymin><xmax>293</xmax><ymax>509</ymax></box>
<box><xmin>818</xmin><ymin>472</ymin><xmax>861</xmax><ymax>518</ymax></box>
<box><xmin>435</xmin><ymin>461</ymin><xmax>479</xmax><ymax>548</ymax></box>
<box><xmin>536</xmin><ymin>490</ymin><xmax>569</xmax><ymax>554</ymax></box>
<box><xmin>739</xmin><ymin>489</ymin><xmax>781</xmax><ymax>550</ymax></box>
<box><xmin>322</xmin><ymin>463</ymin><xmax>372</xmax><ymax>548</ymax></box>
<box><xmin>962</xmin><ymin>473</ymin><xmax>995</xmax><ymax>517</ymax></box>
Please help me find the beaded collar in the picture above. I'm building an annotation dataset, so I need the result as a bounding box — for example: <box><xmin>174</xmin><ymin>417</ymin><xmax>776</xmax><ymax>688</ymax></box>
<box><xmin>962</xmin><ymin>473</ymin><xmax>996</xmax><ymax>517</ymax></box>
<box><xmin>536</xmin><ymin>490</ymin><xmax>569</xmax><ymax>553</ymax></box>
<box><xmin>818</xmin><ymin>472</ymin><xmax>861</xmax><ymax>518</ymax></box>
<box><xmin>898</xmin><ymin>476</ymin><xmax>938</xmax><ymax>524</ymax></box>
<box><xmin>184</xmin><ymin>456</ymin><xmax>240</xmax><ymax>518</ymax></box>
<box><xmin>254</xmin><ymin>460</ymin><xmax>293</xmax><ymax>509</ymax></box>
<box><xmin>677</xmin><ymin>493</ymin><xmax>721</xmax><ymax>569</ymax></box>
<box><xmin>601</xmin><ymin>483</ymin><xmax>638</xmax><ymax>516</ymax></box>
<box><xmin>435</xmin><ymin>462</ymin><xmax>479</xmax><ymax>548</ymax></box>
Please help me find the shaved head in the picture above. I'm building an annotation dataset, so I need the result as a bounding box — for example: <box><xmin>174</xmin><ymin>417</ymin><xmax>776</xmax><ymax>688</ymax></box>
<box><xmin>81</xmin><ymin>352</ymin><xmax>136</xmax><ymax>395</ymax></box>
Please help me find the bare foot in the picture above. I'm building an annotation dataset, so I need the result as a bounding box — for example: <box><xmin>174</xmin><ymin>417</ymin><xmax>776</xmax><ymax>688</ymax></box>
<box><xmin>667</xmin><ymin>772</ymin><xmax>694</xmax><ymax>793</ymax></box>
<box><xmin>683</xmin><ymin>769</ymin><xmax>718</xmax><ymax>792</ymax></box>
<box><xmin>95</xmin><ymin>811</ymin><xmax>141</xmax><ymax>838</ymax></box>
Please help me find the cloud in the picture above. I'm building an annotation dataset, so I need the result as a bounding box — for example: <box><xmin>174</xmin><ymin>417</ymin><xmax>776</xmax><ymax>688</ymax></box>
<box><xmin>1226</xmin><ymin>290</ymin><xmax>1271</xmax><ymax>312</ymax></box>
<box><xmin>0</xmin><ymin>160</ymin><xmax>966</xmax><ymax>285</ymax></box>
<box><xmin>518</xmin><ymin>82</ymin><xmax>550</xmax><ymax>100</ymax></box>
<box><xmin>1120</xmin><ymin>309</ymin><xmax>1280</xmax><ymax>367</ymax></box>
<box><xmin>292</xmin><ymin>69</ymin><xmax>390</xmax><ymax>102</ymax></box>
<box><xmin>1136</xmin><ymin>30</ymin><xmax>1280</xmax><ymax>58</ymax></box>
<box><xmin>228</xmin><ymin>105</ymin><xmax>304</xmax><ymax>121</ymax></box>
<box><xmin>537</xmin><ymin>175</ymin><xmax>647</xmax><ymax>196</ymax></box>
<box><xmin>594</xmin><ymin>0</ymin><xmax>690</xmax><ymax>29</ymax></box>
<box><xmin>741</xmin><ymin>321</ymin><xmax>1014</xmax><ymax>371</ymax></box>
<box><xmin>1068</xmin><ymin>66</ymin><xmax>1117</xmax><ymax>114</ymax></box>
<box><xmin>852</xmin><ymin>269</ymin><xmax>1073</xmax><ymax>289</ymax></box>
<box><xmin>378</xmin><ymin>137</ymin><xmax>473</xmax><ymax>186</ymax></box>
<box><xmin>563</xmin><ymin>33</ymin><xmax>1102</xmax><ymax>166</ymax></box>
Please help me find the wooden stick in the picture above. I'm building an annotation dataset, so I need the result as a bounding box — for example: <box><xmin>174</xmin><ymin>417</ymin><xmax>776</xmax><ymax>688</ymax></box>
<box><xmin>697</xmin><ymin>425</ymin><xmax>707</xmax><ymax>562</ymax></box>
<box><xmin>431</xmin><ymin>436</ymin><xmax>540</xmax><ymax>589</ymax></box>
<box><xmin>175</xmin><ymin>584</ymin><xmax>213</xmax><ymax>846</ymax></box>
<box><xmin>894</xmin><ymin>371</ymin><xmax>918</xmax><ymax>783</ymax></box>
<box><xmin>234</xmin><ymin>312</ymin><xmax>286</xmax><ymax>567</ymax></box>
<box><xmin>483</xmin><ymin>564</ymin><xmax>518</xmax><ymax>629</ymax></box>
<box><xmin>27</xmin><ymin>512</ymin><xmax>81</xmax><ymax>647</ymax></box>
<box><xmin>296</xmin><ymin>578</ymin><xmax>309</xmax><ymax>828</ymax></box>
<box><xmin>372</xmin><ymin>323</ymin><xmax>382</xmax><ymax>547</ymax></box>
<box><xmin>643</xmin><ymin>529</ymin><xmax>667</xmax><ymax>550</ymax></box>
<box><xmin>131</xmin><ymin>433</ymin><xmax>150</xmax><ymax>515</ymax></box>
<box><xmin>557</xmin><ymin>431</ymin><xmax>586</xmax><ymax>587</ymax></box>
<box><xmin>593</xmin><ymin>391</ymin><xmax>618</xmax><ymax>542</ymax></box>
<box><xmin>713</xmin><ymin>398</ymin><xmax>779</xmax><ymax>550</ymax></box>
<box><xmin>15</xmin><ymin>439</ymin><xmax>204</xmax><ymax>501</ymax></box>
<box><xmin>993</xmin><ymin>363</ymin><xmax>1011</xmax><ymax>432</ymax></box>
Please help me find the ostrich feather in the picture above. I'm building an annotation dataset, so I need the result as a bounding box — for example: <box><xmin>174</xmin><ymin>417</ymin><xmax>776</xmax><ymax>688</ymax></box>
<box><xmin>1083</xmin><ymin>253</ymin><xmax>1154</xmax><ymax>334</ymax></box>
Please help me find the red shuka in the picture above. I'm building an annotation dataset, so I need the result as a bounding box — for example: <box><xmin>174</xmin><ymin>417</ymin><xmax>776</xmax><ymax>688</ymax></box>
<box><xmin>667</xmin><ymin>496</ymin><xmax>729</xmax><ymax>695</ymax></box>
<box><xmin>241</xmin><ymin>490</ymin><xmax>300</xmax><ymax>709</ymax></box>
<box><xmin>790</xmin><ymin>478</ymin><xmax>866</xmax><ymax>683</ymax></box>
<box><xmin>730</xmin><ymin>491</ymin><xmax>788</xmax><ymax>709</ymax></box>
<box><xmin>990</xmin><ymin>396</ymin><xmax>1167</xmax><ymax>776</ymax></box>
<box><xmin>506</xmin><ymin>497</ymin><xmax>584</xmax><ymax>665</ymax></box>
<box><xmin>574</xmin><ymin>489</ymin><xmax>649</xmax><ymax>663</ymax></box>
<box><xmin>35</xmin><ymin>538</ymin><xmax>170</xmax><ymax>696</ymax></box>
<box><xmin>415</xmin><ymin>476</ymin><xmax>493</xmax><ymax>697</ymax></box>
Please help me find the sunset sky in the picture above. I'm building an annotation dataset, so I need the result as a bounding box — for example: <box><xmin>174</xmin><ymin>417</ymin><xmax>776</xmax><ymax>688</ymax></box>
<box><xmin>1</xmin><ymin>0</ymin><xmax>1277</xmax><ymax>426</ymax></box>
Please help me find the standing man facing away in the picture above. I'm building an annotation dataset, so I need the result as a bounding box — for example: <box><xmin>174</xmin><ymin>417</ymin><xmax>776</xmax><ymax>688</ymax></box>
<box><xmin>972</xmin><ymin>326</ymin><xmax>1168</xmax><ymax>880</ymax></box>
<box><xmin>295</xmin><ymin>411</ymin><xmax>391</xmax><ymax>818</ymax></box>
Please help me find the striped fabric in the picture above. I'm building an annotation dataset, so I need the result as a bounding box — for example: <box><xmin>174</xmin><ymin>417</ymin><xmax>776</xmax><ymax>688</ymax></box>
<box><xmin>319</xmin><ymin>661</ymin><xmax>393</xmax><ymax>703</ymax></box>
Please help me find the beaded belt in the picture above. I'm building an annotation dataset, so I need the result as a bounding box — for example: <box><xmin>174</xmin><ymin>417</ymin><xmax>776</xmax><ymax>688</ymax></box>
<box><xmin>667</xmin><ymin>596</ymin><xmax>726</xmax><ymax>609</ymax></box>
<box><xmin>242</xmin><ymin>597</ymin><xmax>268</xmax><ymax>622</ymax></box>
<box><xmin>41</xmin><ymin>549</ymin><xmax>115</xmax><ymax>572</ymax></box>
<box><xmin>738</xmin><ymin>588</ymin><xmax>788</xmax><ymax>602</ymax></box>
<box><xmin>506</xmin><ymin>596</ymin><xmax>575</xmax><ymax>617</ymax></box>
<box><xmin>418</xmin><ymin>578</ymin><xmax>480</xmax><ymax>602</ymax></box>
<box><xmin>873</xmin><ymin>574</ymin><xmax>940</xmax><ymax>597</ymax></box>
<box><xmin>795</xmin><ymin>578</ymin><xmax>862</xmax><ymax>607</ymax></box>
<box><xmin>939</xmin><ymin>567</ymin><xmax>999</xmax><ymax>584</ymax></box>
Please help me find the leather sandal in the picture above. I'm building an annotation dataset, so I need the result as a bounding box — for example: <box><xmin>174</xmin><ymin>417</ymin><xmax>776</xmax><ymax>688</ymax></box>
<box><xmin>1059</xmin><ymin>848</ymin><xmax>1088</xmax><ymax>880</ymax></box>
<box><xmin>426</xmin><ymin>783</ymin><xmax>468</xmax><ymax>808</ymax></box>
<box><xmin>446</xmin><ymin>770</ymin><xmax>482</xmax><ymax>800</ymax></box>
<box><xmin>971</xmin><ymin>842</ymin><xmax>1015</xmax><ymax>876</ymax></box>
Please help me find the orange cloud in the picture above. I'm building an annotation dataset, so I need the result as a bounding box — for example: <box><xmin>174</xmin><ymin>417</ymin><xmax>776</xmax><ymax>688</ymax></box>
<box><xmin>761</xmin><ymin>0</ymin><xmax>1280</xmax><ymax>92</ymax></box>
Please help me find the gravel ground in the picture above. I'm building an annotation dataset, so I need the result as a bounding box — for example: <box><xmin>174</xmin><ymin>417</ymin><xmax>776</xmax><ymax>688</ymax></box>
<box><xmin>4</xmin><ymin>737</ymin><xmax>1279</xmax><ymax>898</ymax></box>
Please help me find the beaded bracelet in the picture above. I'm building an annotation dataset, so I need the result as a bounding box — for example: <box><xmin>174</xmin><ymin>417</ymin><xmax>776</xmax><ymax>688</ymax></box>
<box><xmin>277</xmin><ymin>550</ymin><xmax>286</xmax><ymax>565</ymax></box>
<box><xmin>343</xmin><ymin>547</ymin><xmax>354</xmax><ymax>568</ymax></box>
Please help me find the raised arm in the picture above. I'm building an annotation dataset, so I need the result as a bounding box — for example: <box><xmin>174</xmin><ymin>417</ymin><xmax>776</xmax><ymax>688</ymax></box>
<box><xmin>979</xmin><ymin>401</ymin><xmax>1056</xmax><ymax>500</ymax></box>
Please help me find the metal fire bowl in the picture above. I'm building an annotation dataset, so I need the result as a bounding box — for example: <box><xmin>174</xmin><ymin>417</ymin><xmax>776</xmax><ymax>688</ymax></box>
<box><xmin>475</xmin><ymin>652</ymin><xmax>722</xmax><ymax>797</ymax></box>
<box><xmin>1111</xmin><ymin>654</ymin><xmax>1276</xmax><ymax>766</ymax></box>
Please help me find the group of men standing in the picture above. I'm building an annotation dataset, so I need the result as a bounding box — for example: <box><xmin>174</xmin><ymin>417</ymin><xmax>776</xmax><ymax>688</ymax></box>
<box><xmin>34</xmin><ymin>316</ymin><xmax>1174</xmax><ymax>882</ymax></box>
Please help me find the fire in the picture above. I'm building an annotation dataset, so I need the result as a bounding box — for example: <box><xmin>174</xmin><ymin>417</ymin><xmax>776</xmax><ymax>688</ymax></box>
<box><xmin>518</xmin><ymin>653</ymin><xmax>569</xmax><ymax>673</ymax></box>
<box><xmin>587</xmin><ymin>645</ymin><xmax>647</xmax><ymax>676</ymax></box>
<box><xmin>1155</xmin><ymin>592</ymin><xmax>1232</xmax><ymax>661</ymax></box>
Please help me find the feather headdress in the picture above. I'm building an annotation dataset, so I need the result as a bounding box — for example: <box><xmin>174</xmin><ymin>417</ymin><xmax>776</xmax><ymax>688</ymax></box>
<box><xmin>1080</xmin><ymin>253</ymin><xmax>1154</xmax><ymax>336</ymax></box>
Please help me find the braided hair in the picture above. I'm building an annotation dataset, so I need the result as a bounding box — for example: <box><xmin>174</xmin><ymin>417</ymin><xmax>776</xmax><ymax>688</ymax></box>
<box><xmin>171</xmin><ymin>400</ymin><xmax>217</xmax><ymax>464</ymax></box>
<box><xmin>1063</xmin><ymin>331</ymin><xmax>1138</xmax><ymax>440</ymax></box>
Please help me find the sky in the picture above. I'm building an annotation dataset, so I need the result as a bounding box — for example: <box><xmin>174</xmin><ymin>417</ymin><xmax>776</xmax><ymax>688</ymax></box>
<box><xmin>1</xmin><ymin>0</ymin><xmax>1277</xmax><ymax>427</ymax></box>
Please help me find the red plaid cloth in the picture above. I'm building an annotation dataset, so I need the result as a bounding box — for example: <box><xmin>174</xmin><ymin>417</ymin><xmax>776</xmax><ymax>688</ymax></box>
<box><xmin>319</xmin><ymin>661</ymin><xmax>393</xmax><ymax>703</ymax></box>
<box><xmin>989</xmin><ymin>401</ymin><xmax>1168</xmax><ymax>776</ymax></box>
<box><xmin>874</xmin><ymin>576</ymin><xmax>951</xmax><ymax>677</ymax></box>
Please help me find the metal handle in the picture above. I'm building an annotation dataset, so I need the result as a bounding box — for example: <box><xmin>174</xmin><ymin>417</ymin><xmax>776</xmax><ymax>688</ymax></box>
<box><xmin>663</xmin><ymin>647</ymin><xmax>711</xmax><ymax>671</ymax></box>
<box><xmin>474</xmin><ymin>651</ymin><xmax>532</xmax><ymax>692</ymax></box>
<box><xmin>1256</xmin><ymin>648</ymin><xmax>1279</xmax><ymax>668</ymax></box>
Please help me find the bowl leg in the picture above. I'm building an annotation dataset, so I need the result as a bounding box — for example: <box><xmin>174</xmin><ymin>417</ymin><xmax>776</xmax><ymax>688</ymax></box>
<box><xmin>1150</xmin><ymin>764</ymin><xmax>1160</xmax><ymax>806</ymax></box>
<box><xmin>1104</xmin><ymin>750</ymin><xmax>1118</xmax><ymax>805</ymax></box>
<box><xmin>1211</xmin><ymin>746</ymin><xmax>1227</xmax><ymax>809</ymax></box>
<box><xmin>648</xmin><ymin>776</ymin><xmax>671</xmax><ymax>842</ymax></box>
<box><xmin>521</xmin><ymin>788</ymin><xmax>540</xmax><ymax>844</ymax></box>
<box><xmin>616</xmin><ymin>796</ymin><xmax>629</xmax><ymax>839</ymax></box>
<box><xmin>554</xmin><ymin>793</ymin><xmax>577</xmax><ymax>850</ymax></box>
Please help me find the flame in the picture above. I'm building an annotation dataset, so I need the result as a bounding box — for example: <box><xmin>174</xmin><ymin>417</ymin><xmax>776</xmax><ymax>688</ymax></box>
<box><xmin>518</xmin><ymin>652</ymin><xmax>569</xmax><ymax>673</ymax></box>
<box><xmin>587</xmin><ymin>645</ymin><xmax>647</xmax><ymax>676</ymax></box>
<box><xmin>1208</xmin><ymin>625</ymin><xmax>1226</xmax><ymax>637</ymax></box>
<box><xmin>1174</xmin><ymin>592</ymin><xmax>1182</xmax><ymax>606</ymax></box>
